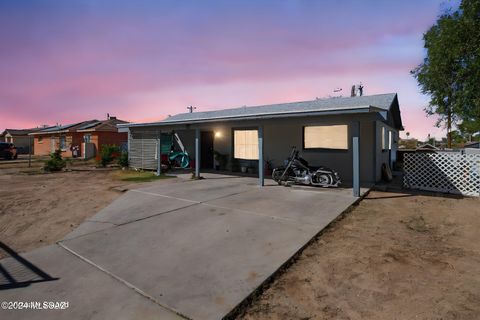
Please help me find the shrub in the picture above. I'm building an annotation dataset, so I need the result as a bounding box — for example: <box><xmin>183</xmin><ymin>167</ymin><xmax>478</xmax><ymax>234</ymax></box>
<box><xmin>98</xmin><ymin>144</ymin><xmax>120</xmax><ymax>167</ymax></box>
<box><xmin>118</xmin><ymin>151</ymin><xmax>129</xmax><ymax>168</ymax></box>
<box><xmin>44</xmin><ymin>149</ymin><xmax>66</xmax><ymax>172</ymax></box>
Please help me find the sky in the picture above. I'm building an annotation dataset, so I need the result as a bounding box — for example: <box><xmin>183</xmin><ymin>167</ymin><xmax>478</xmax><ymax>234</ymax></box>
<box><xmin>0</xmin><ymin>0</ymin><xmax>458</xmax><ymax>139</ymax></box>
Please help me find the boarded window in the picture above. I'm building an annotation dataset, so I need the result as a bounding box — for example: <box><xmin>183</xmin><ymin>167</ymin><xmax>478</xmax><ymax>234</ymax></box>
<box><xmin>234</xmin><ymin>129</ymin><xmax>258</xmax><ymax>160</ymax></box>
<box><xmin>304</xmin><ymin>125</ymin><xmax>348</xmax><ymax>150</ymax></box>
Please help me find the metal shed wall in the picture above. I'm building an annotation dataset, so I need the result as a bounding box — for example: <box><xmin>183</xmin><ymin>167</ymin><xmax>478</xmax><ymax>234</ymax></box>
<box><xmin>129</xmin><ymin>131</ymin><xmax>158</xmax><ymax>170</ymax></box>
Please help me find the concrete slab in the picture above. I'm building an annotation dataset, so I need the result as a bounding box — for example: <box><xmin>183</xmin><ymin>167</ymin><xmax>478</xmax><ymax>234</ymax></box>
<box><xmin>62</xmin><ymin>221</ymin><xmax>115</xmax><ymax>241</ymax></box>
<box><xmin>0</xmin><ymin>245</ymin><xmax>183</xmax><ymax>320</ymax></box>
<box><xmin>137</xmin><ymin>177</ymin><xmax>261</xmax><ymax>203</ymax></box>
<box><xmin>205</xmin><ymin>185</ymin><xmax>358</xmax><ymax>226</ymax></box>
<box><xmin>60</xmin><ymin>204</ymin><xmax>319</xmax><ymax>320</ymax></box>
<box><xmin>86</xmin><ymin>190</ymin><xmax>196</xmax><ymax>225</ymax></box>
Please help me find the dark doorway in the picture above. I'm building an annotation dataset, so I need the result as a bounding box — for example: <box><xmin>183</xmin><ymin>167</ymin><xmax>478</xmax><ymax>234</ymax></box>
<box><xmin>201</xmin><ymin>131</ymin><xmax>214</xmax><ymax>169</ymax></box>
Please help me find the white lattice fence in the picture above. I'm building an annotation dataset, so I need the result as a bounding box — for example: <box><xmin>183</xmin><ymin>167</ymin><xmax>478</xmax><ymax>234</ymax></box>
<box><xmin>404</xmin><ymin>153</ymin><xmax>480</xmax><ymax>197</ymax></box>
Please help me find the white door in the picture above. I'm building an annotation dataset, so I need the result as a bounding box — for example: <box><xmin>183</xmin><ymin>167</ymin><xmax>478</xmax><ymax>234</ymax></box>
<box><xmin>51</xmin><ymin>137</ymin><xmax>56</xmax><ymax>152</ymax></box>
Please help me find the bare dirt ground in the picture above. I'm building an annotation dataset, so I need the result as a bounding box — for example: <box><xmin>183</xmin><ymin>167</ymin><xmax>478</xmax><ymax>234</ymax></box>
<box><xmin>238</xmin><ymin>191</ymin><xmax>480</xmax><ymax>320</ymax></box>
<box><xmin>0</xmin><ymin>161</ymin><xmax>157</xmax><ymax>259</ymax></box>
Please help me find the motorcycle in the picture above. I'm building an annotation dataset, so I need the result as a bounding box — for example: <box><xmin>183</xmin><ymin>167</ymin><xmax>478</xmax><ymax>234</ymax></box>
<box><xmin>167</xmin><ymin>131</ymin><xmax>190</xmax><ymax>169</ymax></box>
<box><xmin>272</xmin><ymin>146</ymin><xmax>341</xmax><ymax>187</ymax></box>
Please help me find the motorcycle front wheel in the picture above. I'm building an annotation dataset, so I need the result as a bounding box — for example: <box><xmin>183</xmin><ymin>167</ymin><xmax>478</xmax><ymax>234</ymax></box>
<box><xmin>272</xmin><ymin>168</ymin><xmax>289</xmax><ymax>184</ymax></box>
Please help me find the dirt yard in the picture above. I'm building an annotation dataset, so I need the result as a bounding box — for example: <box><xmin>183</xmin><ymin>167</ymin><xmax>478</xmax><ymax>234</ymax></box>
<box><xmin>238</xmin><ymin>191</ymin><xmax>480</xmax><ymax>320</ymax></box>
<box><xmin>0</xmin><ymin>161</ymin><xmax>169</xmax><ymax>259</ymax></box>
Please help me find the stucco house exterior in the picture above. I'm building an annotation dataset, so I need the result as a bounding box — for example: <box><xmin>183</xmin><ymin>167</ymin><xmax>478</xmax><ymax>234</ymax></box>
<box><xmin>1</xmin><ymin>128</ymin><xmax>42</xmax><ymax>154</ymax></box>
<box><xmin>30</xmin><ymin>117</ymin><xmax>128</xmax><ymax>158</ymax></box>
<box><xmin>118</xmin><ymin>93</ymin><xmax>403</xmax><ymax>190</ymax></box>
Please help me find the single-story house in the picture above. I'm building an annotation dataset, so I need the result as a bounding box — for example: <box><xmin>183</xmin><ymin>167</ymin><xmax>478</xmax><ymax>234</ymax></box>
<box><xmin>1</xmin><ymin>128</ymin><xmax>42</xmax><ymax>154</ymax></box>
<box><xmin>118</xmin><ymin>93</ymin><xmax>403</xmax><ymax>194</ymax></box>
<box><xmin>30</xmin><ymin>117</ymin><xmax>128</xmax><ymax>158</ymax></box>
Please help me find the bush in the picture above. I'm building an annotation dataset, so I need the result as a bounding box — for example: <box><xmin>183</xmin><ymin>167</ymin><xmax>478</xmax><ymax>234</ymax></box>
<box><xmin>44</xmin><ymin>149</ymin><xmax>66</xmax><ymax>172</ymax></box>
<box><xmin>118</xmin><ymin>151</ymin><xmax>129</xmax><ymax>168</ymax></box>
<box><xmin>98</xmin><ymin>144</ymin><xmax>120</xmax><ymax>167</ymax></box>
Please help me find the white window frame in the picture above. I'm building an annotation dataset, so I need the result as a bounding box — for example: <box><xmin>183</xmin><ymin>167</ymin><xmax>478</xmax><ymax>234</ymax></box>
<box><xmin>233</xmin><ymin>129</ymin><xmax>259</xmax><ymax>160</ymax></box>
<box><xmin>303</xmin><ymin>125</ymin><xmax>348</xmax><ymax>150</ymax></box>
<box><xmin>83</xmin><ymin>134</ymin><xmax>92</xmax><ymax>143</ymax></box>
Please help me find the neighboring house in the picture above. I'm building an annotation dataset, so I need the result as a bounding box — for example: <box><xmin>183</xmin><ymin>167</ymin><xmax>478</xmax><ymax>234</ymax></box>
<box><xmin>0</xmin><ymin>128</ymin><xmax>42</xmax><ymax>154</ymax></box>
<box><xmin>118</xmin><ymin>93</ymin><xmax>403</xmax><ymax>186</ymax></box>
<box><xmin>464</xmin><ymin>141</ymin><xmax>480</xmax><ymax>149</ymax></box>
<box><xmin>30</xmin><ymin>117</ymin><xmax>128</xmax><ymax>158</ymax></box>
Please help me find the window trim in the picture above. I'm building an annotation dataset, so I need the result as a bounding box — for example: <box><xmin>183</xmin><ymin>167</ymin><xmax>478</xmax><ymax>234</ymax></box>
<box><xmin>231</xmin><ymin>127</ymin><xmax>259</xmax><ymax>160</ymax></box>
<box><xmin>302</xmin><ymin>124</ymin><xmax>349</xmax><ymax>151</ymax></box>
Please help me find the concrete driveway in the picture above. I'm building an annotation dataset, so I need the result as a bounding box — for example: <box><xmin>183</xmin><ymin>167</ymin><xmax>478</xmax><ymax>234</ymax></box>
<box><xmin>0</xmin><ymin>174</ymin><xmax>367</xmax><ymax>320</ymax></box>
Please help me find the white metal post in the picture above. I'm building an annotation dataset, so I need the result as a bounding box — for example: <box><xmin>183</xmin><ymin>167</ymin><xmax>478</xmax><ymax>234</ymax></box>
<box><xmin>258</xmin><ymin>126</ymin><xmax>264</xmax><ymax>186</ymax></box>
<box><xmin>156</xmin><ymin>131</ymin><xmax>161</xmax><ymax>176</ymax></box>
<box><xmin>195</xmin><ymin>128</ymin><xmax>200</xmax><ymax>178</ymax></box>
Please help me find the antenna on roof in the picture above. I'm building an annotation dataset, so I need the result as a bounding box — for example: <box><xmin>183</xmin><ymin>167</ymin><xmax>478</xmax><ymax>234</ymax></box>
<box><xmin>333</xmin><ymin>88</ymin><xmax>342</xmax><ymax>92</ymax></box>
<box><xmin>350</xmin><ymin>82</ymin><xmax>364</xmax><ymax>97</ymax></box>
<box><xmin>187</xmin><ymin>106</ymin><xmax>196</xmax><ymax>113</ymax></box>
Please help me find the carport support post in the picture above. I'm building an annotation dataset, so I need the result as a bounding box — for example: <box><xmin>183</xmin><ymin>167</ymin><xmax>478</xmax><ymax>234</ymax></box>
<box><xmin>156</xmin><ymin>131</ymin><xmax>161</xmax><ymax>176</ymax></box>
<box><xmin>258</xmin><ymin>126</ymin><xmax>264</xmax><ymax>186</ymax></box>
<box><xmin>353</xmin><ymin>136</ymin><xmax>360</xmax><ymax>197</ymax></box>
<box><xmin>195</xmin><ymin>128</ymin><xmax>200</xmax><ymax>178</ymax></box>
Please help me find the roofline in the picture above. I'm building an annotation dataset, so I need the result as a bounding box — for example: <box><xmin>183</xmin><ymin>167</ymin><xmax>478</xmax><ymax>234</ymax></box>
<box><xmin>29</xmin><ymin>129</ymin><xmax>71</xmax><ymax>135</ymax></box>
<box><xmin>119</xmin><ymin>105</ymin><xmax>379</xmax><ymax>128</ymax></box>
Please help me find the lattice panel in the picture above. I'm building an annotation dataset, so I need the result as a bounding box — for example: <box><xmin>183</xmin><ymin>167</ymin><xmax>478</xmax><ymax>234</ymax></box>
<box><xmin>404</xmin><ymin>153</ymin><xmax>480</xmax><ymax>197</ymax></box>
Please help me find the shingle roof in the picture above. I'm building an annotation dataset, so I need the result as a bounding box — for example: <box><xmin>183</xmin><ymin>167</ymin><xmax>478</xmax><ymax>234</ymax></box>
<box><xmin>168</xmin><ymin>93</ymin><xmax>397</xmax><ymax>122</ymax></box>
<box><xmin>2</xmin><ymin>128</ymin><xmax>42</xmax><ymax>136</ymax></box>
<box><xmin>120</xmin><ymin>93</ymin><xmax>398</xmax><ymax>128</ymax></box>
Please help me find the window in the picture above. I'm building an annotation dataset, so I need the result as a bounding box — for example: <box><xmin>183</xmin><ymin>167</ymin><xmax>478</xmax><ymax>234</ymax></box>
<box><xmin>381</xmin><ymin>127</ymin><xmax>387</xmax><ymax>150</ymax></box>
<box><xmin>59</xmin><ymin>136</ymin><xmax>66</xmax><ymax>150</ymax></box>
<box><xmin>38</xmin><ymin>136</ymin><xmax>43</xmax><ymax>143</ymax></box>
<box><xmin>83</xmin><ymin>134</ymin><xmax>91</xmax><ymax>143</ymax></box>
<box><xmin>304</xmin><ymin>125</ymin><xmax>348</xmax><ymax>150</ymax></box>
<box><xmin>388</xmin><ymin>131</ymin><xmax>393</xmax><ymax>150</ymax></box>
<box><xmin>234</xmin><ymin>129</ymin><xmax>258</xmax><ymax>160</ymax></box>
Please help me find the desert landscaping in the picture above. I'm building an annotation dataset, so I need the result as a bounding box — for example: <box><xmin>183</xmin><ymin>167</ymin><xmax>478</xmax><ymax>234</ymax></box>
<box><xmin>0</xmin><ymin>159</ymin><xmax>168</xmax><ymax>258</ymax></box>
<box><xmin>237</xmin><ymin>190</ymin><xmax>480</xmax><ymax>319</ymax></box>
<box><xmin>1</xmin><ymin>159</ymin><xmax>479</xmax><ymax>319</ymax></box>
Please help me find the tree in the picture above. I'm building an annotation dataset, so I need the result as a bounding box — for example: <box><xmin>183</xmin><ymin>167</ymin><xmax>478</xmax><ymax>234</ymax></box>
<box><xmin>411</xmin><ymin>0</ymin><xmax>480</xmax><ymax>148</ymax></box>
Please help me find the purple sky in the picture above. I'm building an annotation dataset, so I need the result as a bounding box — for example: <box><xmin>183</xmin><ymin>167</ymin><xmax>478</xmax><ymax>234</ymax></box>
<box><xmin>0</xmin><ymin>0</ymin><xmax>456</xmax><ymax>139</ymax></box>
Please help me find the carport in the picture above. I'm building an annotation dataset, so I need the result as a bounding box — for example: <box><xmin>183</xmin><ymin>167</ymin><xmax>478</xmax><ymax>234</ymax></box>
<box><xmin>118</xmin><ymin>94</ymin><xmax>404</xmax><ymax>197</ymax></box>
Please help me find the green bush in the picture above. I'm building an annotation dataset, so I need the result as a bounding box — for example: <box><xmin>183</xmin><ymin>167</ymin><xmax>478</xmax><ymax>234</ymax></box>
<box><xmin>44</xmin><ymin>149</ymin><xmax>66</xmax><ymax>172</ymax></box>
<box><xmin>98</xmin><ymin>144</ymin><xmax>120</xmax><ymax>167</ymax></box>
<box><xmin>118</xmin><ymin>151</ymin><xmax>129</xmax><ymax>168</ymax></box>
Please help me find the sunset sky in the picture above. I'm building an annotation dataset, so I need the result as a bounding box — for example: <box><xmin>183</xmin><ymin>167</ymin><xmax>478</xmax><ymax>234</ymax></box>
<box><xmin>0</xmin><ymin>0</ymin><xmax>457</xmax><ymax>139</ymax></box>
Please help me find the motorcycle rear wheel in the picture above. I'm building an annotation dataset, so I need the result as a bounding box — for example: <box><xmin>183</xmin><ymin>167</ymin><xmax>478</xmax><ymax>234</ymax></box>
<box><xmin>315</xmin><ymin>173</ymin><xmax>333</xmax><ymax>186</ymax></box>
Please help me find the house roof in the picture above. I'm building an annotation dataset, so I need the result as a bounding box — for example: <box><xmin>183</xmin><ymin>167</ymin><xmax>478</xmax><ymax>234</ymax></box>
<box><xmin>30</xmin><ymin>118</ymin><xmax>127</xmax><ymax>135</ymax></box>
<box><xmin>465</xmin><ymin>141</ymin><xmax>480</xmax><ymax>148</ymax></box>
<box><xmin>119</xmin><ymin>93</ymin><xmax>402</xmax><ymax>129</ymax></box>
<box><xmin>1</xmin><ymin>128</ymin><xmax>42</xmax><ymax>136</ymax></box>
